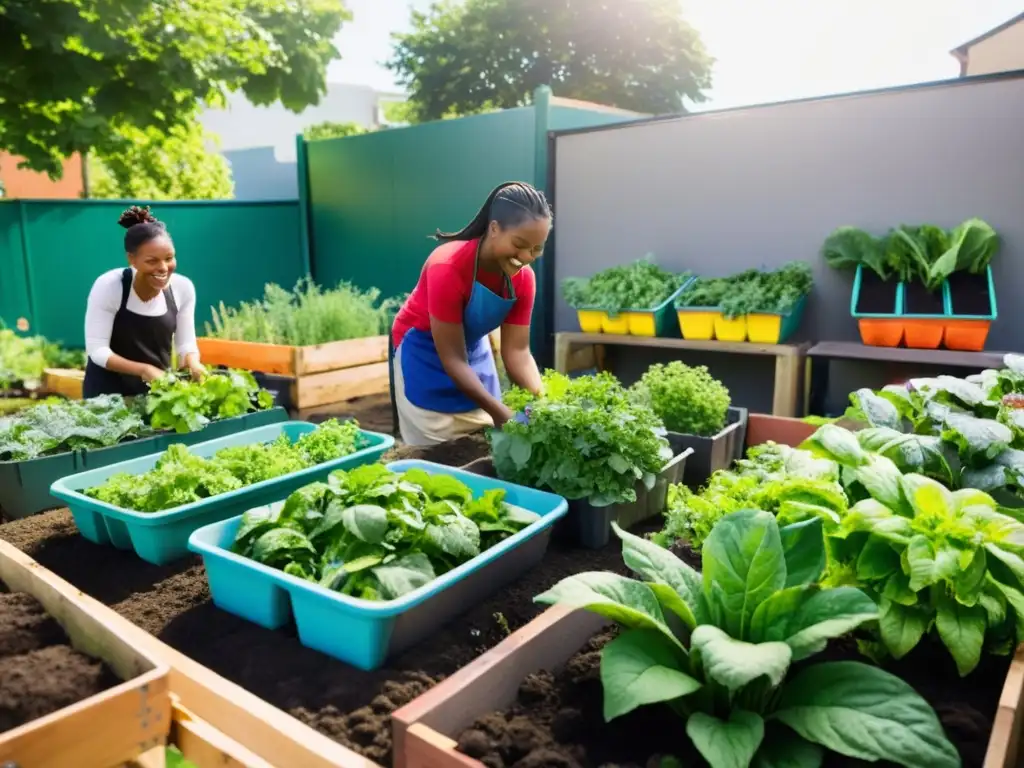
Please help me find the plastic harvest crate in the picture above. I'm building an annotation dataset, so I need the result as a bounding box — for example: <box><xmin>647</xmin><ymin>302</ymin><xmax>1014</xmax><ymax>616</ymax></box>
<box><xmin>49</xmin><ymin>422</ymin><xmax>394</xmax><ymax>566</ymax></box>
<box><xmin>187</xmin><ymin>460</ymin><xmax>569</xmax><ymax>671</ymax></box>
<box><xmin>574</xmin><ymin>278</ymin><xmax>695</xmax><ymax>337</ymax></box>
<box><xmin>0</xmin><ymin>408</ymin><xmax>287</xmax><ymax>521</ymax></box>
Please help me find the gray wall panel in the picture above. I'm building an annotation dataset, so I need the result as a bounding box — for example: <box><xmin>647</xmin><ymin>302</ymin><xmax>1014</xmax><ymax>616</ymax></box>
<box><xmin>552</xmin><ymin>76</ymin><xmax>1024</xmax><ymax>351</ymax></box>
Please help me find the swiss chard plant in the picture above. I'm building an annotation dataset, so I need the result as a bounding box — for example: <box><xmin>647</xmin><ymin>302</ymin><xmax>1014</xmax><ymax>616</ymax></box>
<box><xmin>146</xmin><ymin>368</ymin><xmax>275</xmax><ymax>434</ymax></box>
<box><xmin>800</xmin><ymin>423</ymin><xmax>1024</xmax><ymax>674</ymax></box>
<box><xmin>561</xmin><ymin>257</ymin><xmax>690</xmax><ymax>315</ymax></box>
<box><xmin>630</xmin><ymin>361</ymin><xmax>730</xmax><ymax>437</ymax></box>
<box><xmin>537</xmin><ymin>513</ymin><xmax>957</xmax><ymax>768</ymax></box>
<box><xmin>85</xmin><ymin>419</ymin><xmax>365</xmax><ymax>512</ymax></box>
<box><xmin>232</xmin><ymin>463</ymin><xmax>539</xmax><ymax>600</ymax></box>
<box><xmin>491</xmin><ymin>372</ymin><xmax>672</xmax><ymax>506</ymax></box>
<box><xmin>821</xmin><ymin>225</ymin><xmax>891</xmax><ymax>281</ymax></box>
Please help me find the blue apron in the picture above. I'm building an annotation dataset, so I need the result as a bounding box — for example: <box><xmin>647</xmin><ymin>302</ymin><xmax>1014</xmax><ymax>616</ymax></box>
<box><xmin>396</xmin><ymin>242</ymin><xmax>515</xmax><ymax>413</ymax></box>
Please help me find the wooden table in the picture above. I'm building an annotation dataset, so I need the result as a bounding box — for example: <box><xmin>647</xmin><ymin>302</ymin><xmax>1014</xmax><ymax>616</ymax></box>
<box><xmin>552</xmin><ymin>332</ymin><xmax>810</xmax><ymax>417</ymax></box>
<box><xmin>806</xmin><ymin>341</ymin><xmax>1010</xmax><ymax>415</ymax></box>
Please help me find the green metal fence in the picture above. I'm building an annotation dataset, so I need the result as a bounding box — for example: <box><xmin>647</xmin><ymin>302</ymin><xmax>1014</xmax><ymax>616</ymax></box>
<box><xmin>301</xmin><ymin>87</ymin><xmax>638</xmax><ymax>353</ymax></box>
<box><xmin>0</xmin><ymin>199</ymin><xmax>305</xmax><ymax>346</ymax></box>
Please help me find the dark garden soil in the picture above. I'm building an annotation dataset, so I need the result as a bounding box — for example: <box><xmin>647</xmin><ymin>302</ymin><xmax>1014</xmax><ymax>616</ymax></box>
<box><xmin>383</xmin><ymin>430</ymin><xmax>491</xmax><ymax>467</ymax></box>
<box><xmin>903</xmin><ymin>281</ymin><xmax>946</xmax><ymax>316</ymax></box>
<box><xmin>0</xmin><ymin>579</ymin><xmax>121</xmax><ymax>733</ymax></box>
<box><xmin>948</xmin><ymin>271</ymin><xmax>992</xmax><ymax>316</ymax></box>
<box><xmin>302</xmin><ymin>393</ymin><xmax>396</xmax><ymax>435</ymax></box>
<box><xmin>854</xmin><ymin>271</ymin><xmax>898</xmax><ymax>314</ymax></box>
<box><xmin>0</xmin><ymin>437</ymin><xmax>648</xmax><ymax>765</ymax></box>
<box><xmin>455</xmin><ymin>622</ymin><xmax>1002</xmax><ymax>768</ymax></box>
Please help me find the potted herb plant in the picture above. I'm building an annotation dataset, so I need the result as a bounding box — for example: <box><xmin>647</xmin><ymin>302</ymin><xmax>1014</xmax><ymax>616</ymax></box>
<box><xmin>561</xmin><ymin>257</ymin><xmax>692</xmax><ymax>337</ymax></box>
<box><xmin>630</xmin><ymin>361</ymin><xmax>745</xmax><ymax>484</ymax></box>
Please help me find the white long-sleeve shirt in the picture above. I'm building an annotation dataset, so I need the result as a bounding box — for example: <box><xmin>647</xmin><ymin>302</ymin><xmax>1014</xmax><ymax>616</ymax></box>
<box><xmin>84</xmin><ymin>268</ymin><xmax>199</xmax><ymax>369</ymax></box>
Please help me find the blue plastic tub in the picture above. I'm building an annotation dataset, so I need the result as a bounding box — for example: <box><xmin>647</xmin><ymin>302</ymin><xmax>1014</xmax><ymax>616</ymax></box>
<box><xmin>49</xmin><ymin>422</ymin><xmax>394</xmax><ymax>566</ymax></box>
<box><xmin>187</xmin><ymin>460</ymin><xmax>569</xmax><ymax>671</ymax></box>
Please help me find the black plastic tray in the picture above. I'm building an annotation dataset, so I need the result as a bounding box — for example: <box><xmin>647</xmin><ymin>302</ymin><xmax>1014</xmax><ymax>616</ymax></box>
<box><xmin>667</xmin><ymin>406</ymin><xmax>748</xmax><ymax>487</ymax></box>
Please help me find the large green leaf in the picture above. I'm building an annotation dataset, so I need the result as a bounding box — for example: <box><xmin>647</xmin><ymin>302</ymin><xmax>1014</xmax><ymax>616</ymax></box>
<box><xmin>779</xmin><ymin>518</ymin><xmax>825</xmax><ymax>588</ymax></box>
<box><xmin>850</xmin><ymin>389</ymin><xmax>901</xmax><ymax>429</ymax></box>
<box><xmin>534</xmin><ymin>571</ymin><xmax>680</xmax><ymax>646</ymax></box>
<box><xmin>703</xmin><ymin>509</ymin><xmax>788</xmax><ymax>639</ymax></box>
<box><xmin>855</xmin><ymin>535</ymin><xmax>901</xmax><ymax>581</ymax></box>
<box><xmin>752</xmin><ymin>728</ymin><xmax>824</xmax><ymax>768</ymax></box>
<box><xmin>901</xmin><ymin>474</ymin><xmax>955</xmax><ymax>521</ymax></box>
<box><xmin>941</xmin><ymin>412</ymin><xmax>1012</xmax><ymax>462</ymax></box>
<box><xmin>613</xmin><ymin>521</ymin><xmax>705</xmax><ymax>626</ymax></box>
<box><xmin>687</xmin><ymin>710</ymin><xmax>765</xmax><ymax>768</ymax></box>
<box><xmin>801</xmin><ymin>425</ymin><xmax>868</xmax><ymax>466</ymax></box>
<box><xmin>773</xmin><ymin>661</ymin><xmax>959</xmax><ymax>768</ymax></box>
<box><xmin>851</xmin><ymin>455</ymin><xmax>905</xmax><ymax>511</ymax></box>
<box><xmin>691</xmin><ymin>625</ymin><xmax>792</xmax><ymax>692</ymax></box>
<box><xmin>751</xmin><ymin>586</ymin><xmax>878</xmax><ymax>661</ymax></box>
<box><xmin>934</xmin><ymin>590</ymin><xmax>986</xmax><ymax>676</ymax></box>
<box><xmin>840</xmin><ymin>499</ymin><xmax>913</xmax><ymax>544</ymax></box>
<box><xmin>905</xmin><ymin>535</ymin><xmax>959</xmax><ymax>592</ymax></box>
<box><xmin>878</xmin><ymin>599</ymin><xmax>930</xmax><ymax>660</ymax></box>
<box><xmin>599</xmin><ymin>628</ymin><xmax>701</xmax><ymax>720</ymax></box>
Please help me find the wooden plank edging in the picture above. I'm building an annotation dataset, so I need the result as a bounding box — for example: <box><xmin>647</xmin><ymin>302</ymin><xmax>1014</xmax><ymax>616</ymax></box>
<box><xmin>0</xmin><ymin>539</ymin><xmax>172</xmax><ymax>767</ymax></box>
<box><xmin>985</xmin><ymin>643</ymin><xmax>1024</xmax><ymax>768</ymax></box>
<box><xmin>197</xmin><ymin>336</ymin><xmax>389</xmax><ymax>378</ymax></box>
<box><xmin>391</xmin><ymin>605</ymin><xmax>607</xmax><ymax>768</ymax></box>
<box><xmin>0</xmin><ymin>539</ymin><xmax>379</xmax><ymax>768</ymax></box>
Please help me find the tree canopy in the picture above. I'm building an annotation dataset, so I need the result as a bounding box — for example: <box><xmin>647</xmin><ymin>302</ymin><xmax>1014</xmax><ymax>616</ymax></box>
<box><xmin>303</xmin><ymin>120</ymin><xmax>370</xmax><ymax>141</ymax></box>
<box><xmin>0</xmin><ymin>0</ymin><xmax>351</xmax><ymax>177</ymax></box>
<box><xmin>89</xmin><ymin>116</ymin><xmax>234</xmax><ymax>201</ymax></box>
<box><xmin>388</xmin><ymin>0</ymin><xmax>713</xmax><ymax>123</ymax></box>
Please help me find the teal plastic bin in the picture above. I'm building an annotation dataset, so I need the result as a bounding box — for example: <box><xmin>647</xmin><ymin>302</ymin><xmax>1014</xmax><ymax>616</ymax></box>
<box><xmin>0</xmin><ymin>452</ymin><xmax>81</xmax><ymax>520</ymax></box>
<box><xmin>187</xmin><ymin>460</ymin><xmax>569</xmax><ymax>671</ymax></box>
<box><xmin>49</xmin><ymin>421</ymin><xmax>394</xmax><ymax>565</ymax></box>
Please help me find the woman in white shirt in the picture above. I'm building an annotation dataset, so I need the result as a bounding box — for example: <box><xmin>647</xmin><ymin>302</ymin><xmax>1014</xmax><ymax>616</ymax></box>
<box><xmin>82</xmin><ymin>205</ymin><xmax>206</xmax><ymax>398</ymax></box>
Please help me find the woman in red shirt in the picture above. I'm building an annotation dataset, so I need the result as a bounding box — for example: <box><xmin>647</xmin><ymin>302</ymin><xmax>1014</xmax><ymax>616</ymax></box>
<box><xmin>390</xmin><ymin>181</ymin><xmax>551</xmax><ymax>445</ymax></box>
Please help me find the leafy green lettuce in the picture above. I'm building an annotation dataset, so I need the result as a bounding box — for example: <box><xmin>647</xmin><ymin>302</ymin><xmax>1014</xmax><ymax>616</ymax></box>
<box><xmin>232</xmin><ymin>463</ymin><xmax>539</xmax><ymax>601</ymax></box>
<box><xmin>0</xmin><ymin>395</ymin><xmax>145</xmax><ymax>460</ymax></box>
<box><xmin>561</xmin><ymin>257</ymin><xmax>689</xmax><ymax>315</ymax></box>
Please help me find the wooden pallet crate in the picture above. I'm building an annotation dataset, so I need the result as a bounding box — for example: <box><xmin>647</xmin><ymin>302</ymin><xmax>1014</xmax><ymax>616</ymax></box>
<box><xmin>0</xmin><ymin>539</ymin><xmax>379</xmax><ymax>768</ymax></box>
<box><xmin>197</xmin><ymin>336</ymin><xmax>390</xmax><ymax>410</ymax></box>
<box><xmin>0</xmin><ymin>541</ymin><xmax>172</xmax><ymax>767</ymax></box>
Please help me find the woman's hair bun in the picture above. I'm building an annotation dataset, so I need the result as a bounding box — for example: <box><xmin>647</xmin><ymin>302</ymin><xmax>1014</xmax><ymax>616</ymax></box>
<box><xmin>118</xmin><ymin>205</ymin><xmax>158</xmax><ymax>229</ymax></box>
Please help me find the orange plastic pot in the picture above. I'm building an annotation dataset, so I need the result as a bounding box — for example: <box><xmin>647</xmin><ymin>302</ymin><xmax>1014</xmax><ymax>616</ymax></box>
<box><xmin>858</xmin><ymin>319</ymin><xmax>903</xmax><ymax>347</ymax></box>
<box><xmin>903</xmin><ymin>320</ymin><xmax>945</xmax><ymax>349</ymax></box>
<box><xmin>943</xmin><ymin>320</ymin><xmax>992</xmax><ymax>352</ymax></box>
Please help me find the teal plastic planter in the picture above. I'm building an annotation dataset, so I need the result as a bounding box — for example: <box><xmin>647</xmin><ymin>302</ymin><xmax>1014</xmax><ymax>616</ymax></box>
<box><xmin>850</xmin><ymin>265</ymin><xmax>903</xmax><ymax>318</ymax></box>
<box><xmin>49</xmin><ymin>421</ymin><xmax>394</xmax><ymax>565</ymax></box>
<box><xmin>574</xmin><ymin>276</ymin><xmax>695</xmax><ymax>337</ymax></box>
<box><xmin>187</xmin><ymin>460</ymin><xmax>569</xmax><ymax>671</ymax></box>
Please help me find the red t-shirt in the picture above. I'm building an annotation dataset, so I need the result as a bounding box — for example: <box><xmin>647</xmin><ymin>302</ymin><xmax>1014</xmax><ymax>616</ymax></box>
<box><xmin>391</xmin><ymin>238</ymin><xmax>536</xmax><ymax>347</ymax></box>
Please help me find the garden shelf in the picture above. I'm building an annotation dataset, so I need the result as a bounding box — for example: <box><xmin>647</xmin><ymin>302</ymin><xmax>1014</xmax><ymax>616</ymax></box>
<box><xmin>0</xmin><ymin>408</ymin><xmax>288</xmax><ymax>522</ymax></box>
<box><xmin>197</xmin><ymin>335</ymin><xmax>391</xmax><ymax>411</ymax></box>
<box><xmin>0</xmin><ymin>540</ymin><xmax>171</xmax><ymax>768</ymax></box>
<box><xmin>187</xmin><ymin>460</ymin><xmax>569</xmax><ymax>671</ymax></box>
<box><xmin>0</xmin><ymin>539</ymin><xmax>379</xmax><ymax>768</ymax></box>
<box><xmin>49</xmin><ymin>421</ymin><xmax>394</xmax><ymax>565</ymax></box>
<box><xmin>461</xmin><ymin>445</ymin><xmax>693</xmax><ymax>549</ymax></box>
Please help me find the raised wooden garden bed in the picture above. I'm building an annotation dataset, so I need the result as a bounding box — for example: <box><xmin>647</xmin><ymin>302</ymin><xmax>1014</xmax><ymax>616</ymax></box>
<box><xmin>42</xmin><ymin>367</ymin><xmax>84</xmax><ymax>400</ymax></box>
<box><xmin>197</xmin><ymin>336</ymin><xmax>390</xmax><ymax>410</ymax></box>
<box><xmin>0</xmin><ymin>539</ymin><xmax>171</xmax><ymax>767</ymax></box>
<box><xmin>0</xmin><ymin>538</ymin><xmax>378</xmax><ymax>768</ymax></box>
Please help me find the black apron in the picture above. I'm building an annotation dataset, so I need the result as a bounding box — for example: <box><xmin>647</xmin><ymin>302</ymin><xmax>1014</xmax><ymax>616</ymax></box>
<box><xmin>82</xmin><ymin>268</ymin><xmax>178</xmax><ymax>398</ymax></box>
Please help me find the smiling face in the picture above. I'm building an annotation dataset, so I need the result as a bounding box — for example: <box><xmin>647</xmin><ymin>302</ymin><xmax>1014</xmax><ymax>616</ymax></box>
<box><xmin>486</xmin><ymin>216</ymin><xmax>551</xmax><ymax>278</ymax></box>
<box><xmin>128</xmin><ymin>234</ymin><xmax>176</xmax><ymax>294</ymax></box>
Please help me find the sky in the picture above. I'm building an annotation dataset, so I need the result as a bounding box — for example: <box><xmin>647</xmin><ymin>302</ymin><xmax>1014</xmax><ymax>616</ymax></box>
<box><xmin>327</xmin><ymin>0</ymin><xmax>1024</xmax><ymax>111</ymax></box>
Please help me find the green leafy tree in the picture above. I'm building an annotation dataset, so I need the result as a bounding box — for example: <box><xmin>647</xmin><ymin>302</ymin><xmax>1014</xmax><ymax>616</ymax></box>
<box><xmin>303</xmin><ymin>121</ymin><xmax>370</xmax><ymax>141</ymax></box>
<box><xmin>0</xmin><ymin>0</ymin><xmax>351</xmax><ymax>177</ymax></box>
<box><xmin>388</xmin><ymin>0</ymin><xmax>713</xmax><ymax>123</ymax></box>
<box><xmin>89</xmin><ymin>117</ymin><xmax>234</xmax><ymax>200</ymax></box>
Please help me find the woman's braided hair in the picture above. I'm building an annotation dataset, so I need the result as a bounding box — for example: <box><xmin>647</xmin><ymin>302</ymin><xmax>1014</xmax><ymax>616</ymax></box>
<box><xmin>433</xmin><ymin>181</ymin><xmax>552</xmax><ymax>243</ymax></box>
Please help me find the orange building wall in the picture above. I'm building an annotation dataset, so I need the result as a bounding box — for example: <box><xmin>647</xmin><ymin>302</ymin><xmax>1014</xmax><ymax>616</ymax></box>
<box><xmin>0</xmin><ymin>151</ymin><xmax>84</xmax><ymax>199</ymax></box>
